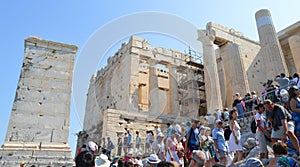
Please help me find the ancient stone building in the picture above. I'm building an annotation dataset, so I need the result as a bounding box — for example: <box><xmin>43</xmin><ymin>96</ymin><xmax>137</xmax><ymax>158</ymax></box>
<box><xmin>0</xmin><ymin>37</ymin><xmax>78</xmax><ymax>166</ymax></box>
<box><xmin>278</xmin><ymin>20</ymin><xmax>300</xmax><ymax>74</ymax></box>
<box><xmin>208</xmin><ymin>9</ymin><xmax>300</xmax><ymax>108</ymax></box>
<box><xmin>81</xmin><ymin>36</ymin><xmax>206</xmax><ymax>153</ymax></box>
<box><xmin>206</xmin><ymin>22</ymin><xmax>260</xmax><ymax>107</ymax></box>
<box><xmin>80</xmin><ymin>9</ymin><xmax>300</xmax><ymax>155</ymax></box>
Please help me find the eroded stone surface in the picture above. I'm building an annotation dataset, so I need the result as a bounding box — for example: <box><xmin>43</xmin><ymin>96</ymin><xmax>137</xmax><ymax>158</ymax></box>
<box><xmin>81</xmin><ymin>36</ymin><xmax>207</xmax><ymax>152</ymax></box>
<box><xmin>0</xmin><ymin>36</ymin><xmax>77</xmax><ymax>166</ymax></box>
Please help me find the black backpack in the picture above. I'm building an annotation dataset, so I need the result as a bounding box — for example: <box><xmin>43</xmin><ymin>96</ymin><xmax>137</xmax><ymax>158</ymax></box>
<box><xmin>221</xmin><ymin>112</ymin><xmax>225</xmax><ymax>121</ymax></box>
<box><xmin>75</xmin><ymin>151</ymin><xmax>95</xmax><ymax>167</ymax></box>
<box><xmin>251</xmin><ymin>119</ymin><xmax>257</xmax><ymax>134</ymax></box>
<box><xmin>224</xmin><ymin>127</ymin><xmax>232</xmax><ymax>141</ymax></box>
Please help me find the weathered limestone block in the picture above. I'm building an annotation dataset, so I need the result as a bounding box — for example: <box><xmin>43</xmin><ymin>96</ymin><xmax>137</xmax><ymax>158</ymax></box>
<box><xmin>0</xmin><ymin>36</ymin><xmax>77</xmax><ymax>166</ymax></box>
<box><xmin>255</xmin><ymin>9</ymin><xmax>288</xmax><ymax>76</ymax></box>
<box><xmin>148</xmin><ymin>59</ymin><xmax>159</xmax><ymax>114</ymax></box>
<box><xmin>225</xmin><ymin>43</ymin><xmax>250</xmax><ymax>103</ymax></box>
<box><xmin>288</xmin><ymin>35</ymin><xmax>300</xmax><ymax>73</ymax></box>
<box><xmin>13</xmin><ymin>100</ymin><xmax>69</xmax><ymax>114</ymax></box>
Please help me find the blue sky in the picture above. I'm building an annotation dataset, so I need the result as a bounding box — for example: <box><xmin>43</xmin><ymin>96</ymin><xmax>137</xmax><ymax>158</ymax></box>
<box><xmin>1</xmin><ymin>1</ymin><xmax>299</xmax><ymax>156</ymax></box>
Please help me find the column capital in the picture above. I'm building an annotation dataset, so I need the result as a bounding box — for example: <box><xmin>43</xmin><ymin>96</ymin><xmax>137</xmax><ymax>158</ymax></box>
<box><xmin>197</xmin><ymin>29</ymin><xmax>215</xmax><ymax>46</ymax></box>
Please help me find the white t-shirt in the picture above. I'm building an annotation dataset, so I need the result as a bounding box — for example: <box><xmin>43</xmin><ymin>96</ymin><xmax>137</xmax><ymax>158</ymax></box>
<box><xmin>206</xmin><ymin>115</ymin><xmax>214</xmax><ymax>124</ymax></box>
<box><xmin>216</xmin><ymin>110</ymin><xmax>222</xmax><ymax>120</ymax></box>
<box><xmin>292</xmin><ymin>77</ymin><xmax>300</xmax><ymax>89</ymax></box>
<box><xmin>146</xmin><ymin>133</ymin><xmax>151</xmax><ymax>143</ymax></box>
<box><xmin>255</xmin><ymin>112</ymin><xmax>266</xmax><ymax>132</ymax></box>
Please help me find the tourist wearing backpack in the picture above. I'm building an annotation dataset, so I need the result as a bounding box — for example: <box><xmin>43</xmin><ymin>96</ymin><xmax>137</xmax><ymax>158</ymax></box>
<box><xmin>264</xmin><ymin>100</ymin><xmax>300</xmax><ymax>154</ymax></box>
<box><xmin>106</xmin><ymin>137</ymin><xmax>115</xmax><ymax>161</ymax></box>
<box><xmin>185</xmin><ymin>120</ymin><xmax>200</xmax><ymax>161</ymax></box>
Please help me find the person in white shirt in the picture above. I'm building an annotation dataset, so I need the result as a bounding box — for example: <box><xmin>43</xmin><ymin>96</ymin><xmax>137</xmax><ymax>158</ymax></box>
<box><xmin>154</xmin><ymin>125</ymin><xmax>161</xmax><ymax>135</ymax></box>
<box><xmin>146</xmin><ymin>131</ymin><xmax>154</xmax><ymax>153</ymax></box>
<box><xmin>205</xmin><ymin>112</ymin><xmax>214</xmax><ymax>125</ymax></box>
<box><xmin>135</xmin><ymin>152</ymin><xmax>144</xmax><ymax>167</ymax></box>
<box><xmin>254</xmin><ymin>103</ymin><xmax>270</xmax><ymax>159</ymax></box>
<box><xmin>292</xmin><ymin>73</ymin><xmax>300</xmax><ymax>89</ymax></box>
<box><xmin>152</xmin><ymin>133</ymin><xmax>165</xmax><ymax>161</ymax></box>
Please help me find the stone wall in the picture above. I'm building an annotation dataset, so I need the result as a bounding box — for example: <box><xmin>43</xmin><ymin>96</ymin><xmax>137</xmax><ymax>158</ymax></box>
<box><xmin>82</xmin><ymin>109</ymin><xmax>190</xmax><ymax>156</ymax></box>
<box><xmin>207</xmin><ymin>22</ymin><xmax>261</xmax><ymax>107</ymax></box>
<box><xmin>82</xmin><ymin>36</ymin><xmax>207</xmax><ymax>151</ymax></box>
<box><xmin>209</xmin><ymin>15</ymin><xmax>300</xmax><ymax>108</ymax></box>
<box><xmin>0</xmin><ymin>36</ymin><xmax>77</xmax><ymax>166</ymax></box>
<box><xmin>278</xmin><ymin>21</ymin><xmax>300</xmax><ymax>74</ymax></box>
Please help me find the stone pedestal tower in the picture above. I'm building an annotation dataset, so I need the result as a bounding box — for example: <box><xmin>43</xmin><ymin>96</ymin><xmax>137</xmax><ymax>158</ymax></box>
<box><xmin>255</xmin><ymin>9</ymin><xmax>288</xmax><ymax>77</ymax></box>
<box><xmin>0</xmin><ymin>37</ymin><xmax>78</xmax><ymax>166</ymax></box>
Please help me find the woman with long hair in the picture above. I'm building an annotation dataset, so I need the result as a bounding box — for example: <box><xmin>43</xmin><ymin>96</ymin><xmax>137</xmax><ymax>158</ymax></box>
<box><xmin>228</xmin><ymin>109</ymin><xmax>243</xmax><ymax>165</ymax></box>
<box><xmin>288</xmin><ymin>86</ymin><xmax>300</xmax><ymax>153</ymax></box>
<box><xmin>166</xmin><ymin>130</ymin><xmax>180</xmax><ymax>164</ymax></box>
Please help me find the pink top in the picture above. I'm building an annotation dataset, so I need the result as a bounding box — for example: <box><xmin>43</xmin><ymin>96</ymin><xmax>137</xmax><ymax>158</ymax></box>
<box><xmin>167</xmin><ymin>137</ymin><xmax>178</xmax><ymax>151</ymax></box>
<box><xmin>124</xmin><ymin>156</ymin><xmax>134</xmax><ymax>163</ymax></box>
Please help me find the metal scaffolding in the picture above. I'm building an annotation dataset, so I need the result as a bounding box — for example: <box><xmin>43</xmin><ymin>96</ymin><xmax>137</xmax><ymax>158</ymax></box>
<box><xmin>178</xmin><ymin>47</ymin><xmax>206</xmax><ymax>117</ymax></box>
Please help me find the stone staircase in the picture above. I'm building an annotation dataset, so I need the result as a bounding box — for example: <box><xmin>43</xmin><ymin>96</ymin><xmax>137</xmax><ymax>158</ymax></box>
<box><xmin>0</xmin><ymin>142</ymin><xmax>75</xmax><ymax>167</ymax></box>
<box><xmin>0</xmin><ymin>150</ymin><xmax>74</xmax><ymax>167</ymax></box>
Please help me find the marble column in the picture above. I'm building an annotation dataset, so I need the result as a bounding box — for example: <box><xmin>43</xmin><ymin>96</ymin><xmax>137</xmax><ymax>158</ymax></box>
<box><xmin>167</xmin><ymin>64</ymin><xmax>179</xmax><ymax>115</ymax></box>
<box><xmin>148</xmin><ymin>59</ymin><xmax>160</xmax><ymax>115</ymax></box>
<box><xmin>255</xmin><ymin>9</ymin><xmax>288</xmax><ymax>76</ymax></box>
<box><xmin>197</xmin><ymin>29</ymin><xmax>223</xmax><ymax>113</ymax></box>
<box><xmin>288</xmin><ymin>35</ymin><xmax>300</xmax><ymax>73</ymax></box>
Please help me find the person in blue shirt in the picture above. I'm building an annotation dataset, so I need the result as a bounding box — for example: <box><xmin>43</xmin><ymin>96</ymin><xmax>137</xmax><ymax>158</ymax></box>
<box><xmin>106</xmin><ymin>136</ymin><xmax>115</xmax><ymax>160</ymax></box>
<box><xmin>127</xmin><ymin>129</ymin><xmax>133</xmax><ymax>151</ymax></box>
<box><xmin>274</xmin><ymin>73</ymin><xmax>290</xmax><ymax>90</ymax></box>
<box><xmin>212</xmin><ymin>120</ymin><xmax>228</xmax><ymax>166</ymax></box>
<box><xmin>185</xmin><ymin>120</ymin><xmax>200</xmax><ymax>156</ymax></box>
<box><xmin>167</xmin><ymin>123</ymin><xmax>173</xmax><ymax>137</ymax></box>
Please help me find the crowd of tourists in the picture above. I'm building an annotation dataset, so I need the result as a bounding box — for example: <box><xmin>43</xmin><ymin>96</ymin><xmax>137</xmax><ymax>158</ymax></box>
<box><xmin>73</xmin><ymin>72</ymin><xmax>300</xmax><ymax>167</ymax></box>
